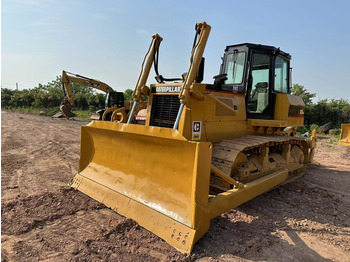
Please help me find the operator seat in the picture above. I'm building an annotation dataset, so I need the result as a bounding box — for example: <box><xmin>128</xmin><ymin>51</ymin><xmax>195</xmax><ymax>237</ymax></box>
<box><xmin>255</xmin><ymin>82</ymin><xmax>268</xmax><ymax>112</ymax></box>
<box><xmin>250</xmin><ymin>82</ymin><xmax>268</xmax><ymax>113</ymax></box>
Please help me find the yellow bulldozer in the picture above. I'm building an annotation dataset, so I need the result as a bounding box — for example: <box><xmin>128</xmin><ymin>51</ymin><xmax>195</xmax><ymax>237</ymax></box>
<box><xmin>69</xmin><ymin>22</ymin><xmax>317</xmax><ymax>253</ymax></box>
<box><xmin>339</xmin><ymin>123</ymin><xmax>350</xmax><ymax>145</ymax></box>
<box><xmin>60</xmin><ymin>70</ymin><xmax>132</xmax><ymax>122</ymax></box>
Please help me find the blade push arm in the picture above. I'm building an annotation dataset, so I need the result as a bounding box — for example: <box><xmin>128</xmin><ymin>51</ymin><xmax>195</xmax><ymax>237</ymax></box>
<box><xmin>173</xmin><ymin>21</ymin><xmax>211</xmax><ymax>129</ymax></box>
<box><xmin>178</xmin><ymin>22</ymin><xmax>211</xmax><ymax>105</ymax></box>
<box><xmin>132</xmin><ymin>34</ymin><xmax>163</xmax><ymax>103</ymax></box>
<box><xmin>127</xmin><ymin>33</ymin><xmax>163</xmax><ymax>123</ymax></box>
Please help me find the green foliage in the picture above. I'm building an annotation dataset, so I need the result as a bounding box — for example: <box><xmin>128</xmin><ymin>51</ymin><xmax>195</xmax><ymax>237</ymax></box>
<box><xmin>291</xmin><ymin>83</ymin><xmax>350</xmax><ymax>129</ymax></box>
<box><xmin>72</xmin><ymin>110</ymin><xmax>93</xmax><ymax>120</ymax></box>
<box><xmin>1</xmin><ymin>76</ymin><xmax>135</xmax><ymax>118</ymax></box>
<box><xmin>124</xmin><ymin>89</ymin><xmax>133</xmax><ymax>101</ymax></box>
<box><xmin>2</xmin><ymin>75</ymin><xmax>100</xmax><ymax>110</ymax></box>
<box><xmin>297</xmin><ymin>126</ymin><xmax>309</xmax><ymax>134</ymax></box>
<box><xmin>44</xmin><ymin>107</ymin><xmax>61</xmax><ymax>116</ymax></box>
<box><xmin>86</xmin><ymin>93</ymin><xmax>105</xmax><ymax>110</ymax></box>
<box><xmin>306</xmin><ymin>98</ymin><xmax>350</xmax><ymax>128</ymax></box>
<box><xmin>96</xmin><ymin>93</ymin><xmax>106</xmax><ymax>108</ymax></box>
<box><xmin>291</xmin><ymin>84</ymin><xmax>316</xmax><ymax>106</ymax></box>
<box><xmin>1</xmin><ymin>88</ymin><xmax>15</xmax><ymax>107</ymax></box>
<box><xmin>310</xmin><ymin>124</ymin><xmax>319</xmax><ymax>132</ymax></box>
<box><xmin>74</xmin><ymin>93</ymin><xmax>89</xmax><ymax>110</ymax></box>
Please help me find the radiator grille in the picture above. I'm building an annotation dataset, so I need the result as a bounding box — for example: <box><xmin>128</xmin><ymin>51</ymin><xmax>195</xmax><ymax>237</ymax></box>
<box><xmin>150</xmin><ymin>95</ymin><xmax>181</xmax><ymax>128</ymax></box>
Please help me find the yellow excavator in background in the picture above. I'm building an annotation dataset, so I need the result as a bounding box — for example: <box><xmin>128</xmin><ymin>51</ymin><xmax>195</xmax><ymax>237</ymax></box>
<box><xmin>339</xmin><ymin>123</ymin><xmax>350</xmax><ymax>145</ymax></box>
<box><xmin>69</xmin><ymin>22</ymin><xmax>317</xmax><ymax>253</ymax></box>
<box><xmin>60</xmin><ymin>70</ymin><xmax>130</xmax><ymax>122</ymax></box>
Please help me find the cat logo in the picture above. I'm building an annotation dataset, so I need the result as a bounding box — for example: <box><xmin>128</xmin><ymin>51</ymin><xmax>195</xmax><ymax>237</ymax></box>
<box><xmin>192</xmin><ymin>121</ymin><xmax>201</xmax><ymax>140</ymax></box>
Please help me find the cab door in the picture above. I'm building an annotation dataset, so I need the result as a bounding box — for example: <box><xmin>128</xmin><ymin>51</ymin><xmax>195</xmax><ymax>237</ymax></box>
<box><xmin>246</xmin><ymin>51</ymin><xmax>273</xmax><ymax>119</ymax></box>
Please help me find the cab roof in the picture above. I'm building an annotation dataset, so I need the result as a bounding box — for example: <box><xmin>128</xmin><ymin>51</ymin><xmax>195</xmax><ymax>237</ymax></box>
<box><xmin>225</xmin><ymin>43</ymin><xmax>291</xmax><ymax>59</ymax></box>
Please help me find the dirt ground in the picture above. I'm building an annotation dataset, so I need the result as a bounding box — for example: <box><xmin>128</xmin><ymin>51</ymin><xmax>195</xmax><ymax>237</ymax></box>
<box><xmin>1</xmin><ymin>110</ymin><xmax>350</xmax><ymax>262</ymax></box>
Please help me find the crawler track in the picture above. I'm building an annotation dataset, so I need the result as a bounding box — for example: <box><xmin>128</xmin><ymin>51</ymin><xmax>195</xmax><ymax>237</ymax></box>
<box><xmin>211</xmin><ymin>135</ymin><xmax>310</xmax><ymax>193</ymax></box>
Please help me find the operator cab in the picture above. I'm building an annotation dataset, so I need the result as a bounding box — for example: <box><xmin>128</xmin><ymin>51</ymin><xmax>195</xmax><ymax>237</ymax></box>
<box><xmin>95</xmin><ymin>91</ymin><xmax>125</xmax><ymax>121</ymax></box>
<box><xmin>105</xmin><ymin>91</ymin><xmax>125</xmax><ymax>108</ymax></box>
<box><xmin>215</xmin><ymin>43</ymin><xmax>291</xmax><ymax>119</ymax></box>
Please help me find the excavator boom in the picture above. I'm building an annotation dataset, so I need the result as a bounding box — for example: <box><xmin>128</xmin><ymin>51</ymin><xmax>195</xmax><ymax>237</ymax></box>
<box><xmin>60</xmin><ymin>70</ymin><xmax>114</xmax><ymax>118</ymax></box>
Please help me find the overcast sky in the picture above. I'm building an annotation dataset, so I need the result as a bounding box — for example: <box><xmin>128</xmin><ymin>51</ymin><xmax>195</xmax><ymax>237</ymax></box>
<box><xmin>2</xmin><ymin>0</ymin><xmax>350</xmax><ymax>101</ymax></box>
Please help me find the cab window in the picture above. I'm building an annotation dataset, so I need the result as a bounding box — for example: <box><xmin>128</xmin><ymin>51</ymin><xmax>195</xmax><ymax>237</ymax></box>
<box><xmin>274</xmin><ymin>56</ymin><xmax>288</xmax><ymax>93</ymax></box>
<box><xmin>224</xmin><ymin>52</ymin><xmax>246</xmax><ymax>85</ymax></box>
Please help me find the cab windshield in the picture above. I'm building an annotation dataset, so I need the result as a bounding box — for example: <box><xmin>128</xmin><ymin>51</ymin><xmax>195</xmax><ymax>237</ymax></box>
<box><xmin>224</xmin><ymin>51</ymin><xmax>246</xmax><ymax>85</ymax></box>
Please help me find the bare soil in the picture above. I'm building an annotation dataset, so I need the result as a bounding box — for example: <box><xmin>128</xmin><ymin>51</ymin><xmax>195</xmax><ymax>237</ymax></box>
<box><xmin>1</xmin><ymin>110</ymin><xmax>350</xmax><ymax>262</ymax></box>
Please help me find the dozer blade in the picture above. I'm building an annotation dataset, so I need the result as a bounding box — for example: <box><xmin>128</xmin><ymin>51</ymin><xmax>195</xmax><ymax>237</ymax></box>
<box><xmin>339</xmin><ymin>123</ymin><xmax>350</xmax><ymax>146</ymax></box>
<box><xmin>69</xmin><ymin>121</ymin><xmax>213</xmax><ymax>253</ymax></box>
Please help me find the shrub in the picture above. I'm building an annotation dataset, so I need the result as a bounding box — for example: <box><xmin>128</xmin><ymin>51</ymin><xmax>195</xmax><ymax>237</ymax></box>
<box><xmin>310</xmin><ymin>124</ymin><xmax>319</xmax><ymax>133</ymax></box>
<box><xmin>74</xmin><ymin>94</ymin><xmax>89</xmax><ymax>110</ymax></box>
<box><xmin>297</xmin><ymin>126</ymin><xmax>309</xmax><ymax>134</ymax></box>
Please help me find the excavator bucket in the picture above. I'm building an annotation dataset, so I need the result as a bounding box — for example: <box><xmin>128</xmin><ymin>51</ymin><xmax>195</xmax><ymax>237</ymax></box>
<box><xmin>69</xmin><ymin>121</ymin><xmax>213</xmax><ymax>253</ymax></box>
<box><xmin>60</xmin><ymin>104</ymin><xmax>73</xmax><ymax>119</ymax></box>
<box><xmin>339</xmin><ymin>123</ymin><xmax>350</xmax><ymax>146</ymax></box>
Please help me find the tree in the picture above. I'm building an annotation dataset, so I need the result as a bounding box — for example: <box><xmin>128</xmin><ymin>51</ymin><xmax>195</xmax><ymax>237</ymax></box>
<box><xmin>1</xmin><ymin>88</ymin><xmax>14</xmax><ymax>107</ymax></box>
<box><xmin>307</xmin><ymin>98</ymin><xmax>350</xmax><ymax>128</ymax></box>
<box><xmin>124</xmin><ymin>89</ymin><xmax>133</xmax><ymax>101</ymax></box>
<box><xmin>290</xmin><ymin>84</ymin><xmax>316</xmax><ymax>106</ymax></box>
